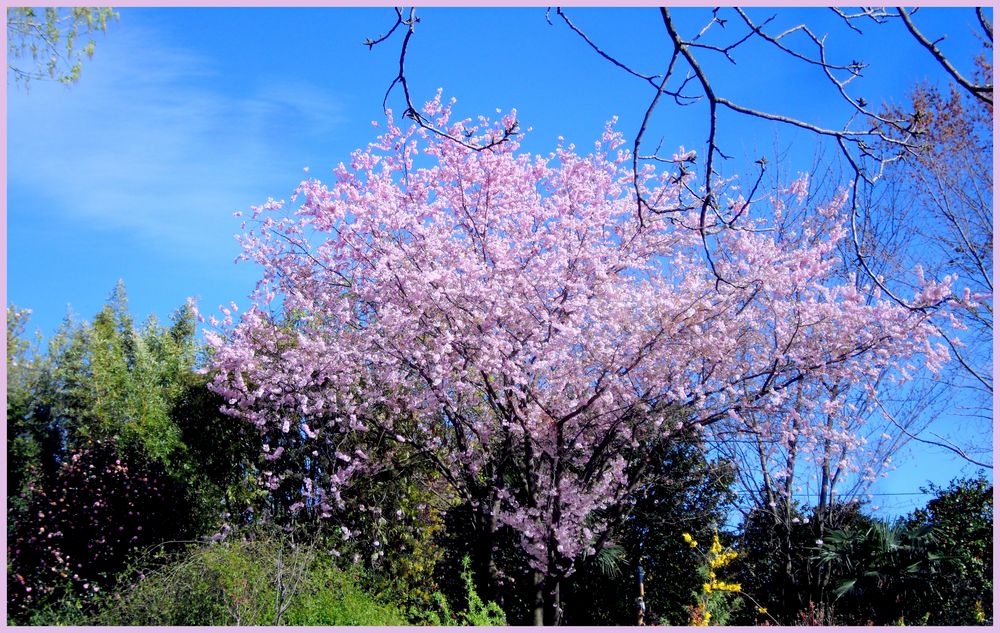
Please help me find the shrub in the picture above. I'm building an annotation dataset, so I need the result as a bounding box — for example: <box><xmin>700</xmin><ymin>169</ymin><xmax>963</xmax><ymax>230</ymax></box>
<box><xmin>94</xmin><ymin>529</ymin><xmax>408</xmax><ymax>626</ymax></box>
<box><xmin>6</xmin><ymin>438</ymin><xmax>192</xmax><ymax>623</ymax></box>
<box><xmin>6</xmin><ymin>290</ymin><xmax>260</xmax><ymax>624</ymax></box>
<box><xmin>684</xmin><ymin>531</ymin><xmax>745</xmax><ymax>626</ymax></box>
<box><xmin>417</xmin><ymin>555</ymin><xmax>506</xmax><ymax>626</ymax></box>
<box><xmin>901</xmin><ymin>476</ymin><xmax>993</xmax><ymax>626</ymax></box>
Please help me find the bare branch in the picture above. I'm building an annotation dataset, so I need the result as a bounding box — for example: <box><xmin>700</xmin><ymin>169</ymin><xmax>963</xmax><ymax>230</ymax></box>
<box><xmin>976</xmin><ymin>7</ymin><xmax>993</xmax><ymax>42</ymax></box>
<box><xmin>727</xmin><ymin>158</ymin><xmax>766</xmax><ymax>226</ymax></box>
<box><xmin>632</xmin><ymin>46</ymin><xmax>685</xmax><ymax>225</ymax></box>
<box><xmin>829</xmin><ymin>7</ymin><xmax>893</xmax><ymax>31</ymax></box>
<box><xmin>940</xmin><ymin>333</ymin><xmax>993</xmax><ymax>393</ymax></box>
<box><xmin>553</xmin><ymin>7</ymin><xmax>662</xmax><ymax>88</ymax></box>
<box><xmin>897</xmin><ymin>7</ymin><xmax>993</xmax><ymax>106</ymax></box>
<box><xmin>362</xmin><ymin>7</ymin><xmax>404</xmax><ymax>49</ymax></box>
<box><xmin>661</xmin><ymin>8</ymin><xmax>730</xmax><ymax>288</ymax></box>
<box><xmin>367</xmin><ymin>7</ymin><xmax>519</xmax><ymax>152</ymax></box>
<box><xmin>844</xmin><ymin>150</ymin><xmax>933</xmax><ymax>312</ymax></box>
<box><xmin>876</xmin><ymin>393</ymin><xmax>993</xmax><ymax>469</ymax></box>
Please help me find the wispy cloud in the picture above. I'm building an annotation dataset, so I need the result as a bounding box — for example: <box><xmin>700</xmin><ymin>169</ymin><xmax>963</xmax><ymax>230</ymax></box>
<box><xmin>7</xmin><ymin>18</ymin><xmax>347</xmax><ymax>259</ymax></box>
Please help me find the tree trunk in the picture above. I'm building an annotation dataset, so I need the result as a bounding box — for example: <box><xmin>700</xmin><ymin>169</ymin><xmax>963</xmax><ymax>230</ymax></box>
<box><xmin>550</xmin><ymin>580</ymin><xmax>562</xmax><ymax>626</ymax></box>
<box><xmin>533</xmin><ymin>571</ymin><xmax>546</xmax><ymax>626</ymax></box>
<box><xmin>469</xmin><ymin>499</ymin><xmax>505</xmax><ymax>612</ymax></box>
<box><xmin>530</xmin><ymin>572</ymin><xmax>564</xmax><ymax>626</ymax></box>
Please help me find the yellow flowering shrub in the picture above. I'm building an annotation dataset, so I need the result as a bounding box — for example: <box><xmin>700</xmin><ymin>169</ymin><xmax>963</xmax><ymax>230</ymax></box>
<box><xmin>685</xmin><ymin>530</ymin><xmax>769</xmax><ymax>625</ymax></box>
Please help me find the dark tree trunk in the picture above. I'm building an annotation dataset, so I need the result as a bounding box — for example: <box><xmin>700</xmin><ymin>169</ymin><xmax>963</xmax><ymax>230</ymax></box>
<box><xmin>549</xmin><ymin>579</ymin><xmax>562</xmax><ymax>626</ymax></box>
<box><xmin>533</xmin><ymin>571</ymin><xmax>546</xmax><ymax>626</ymax></box>
<box><xmin>471</xmin><ymin>504</ymin><xmax>505</xmax><ymax>610</ymax></box>
<box><xmin>530</xmin><ymin>571</ymin><xmax>565</xmax><ymax>625</ymax></box>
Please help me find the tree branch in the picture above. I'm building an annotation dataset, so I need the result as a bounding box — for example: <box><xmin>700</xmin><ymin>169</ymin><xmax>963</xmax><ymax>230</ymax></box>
<box><xmin>368</xmin><ymin>7</ymin><xmax>519</xmax><ymax>152</ymax></box>
<box><xmin>897</xmin><ymin>7</ymin><xmax>993</xmax><ymax>106</ymax></box>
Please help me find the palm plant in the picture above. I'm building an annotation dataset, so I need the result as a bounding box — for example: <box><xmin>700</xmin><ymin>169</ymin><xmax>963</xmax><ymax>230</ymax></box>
<box><xmin>813</xmin><ymin>520</ymin><xmax>948</xmax><ymax>624</ymax></box>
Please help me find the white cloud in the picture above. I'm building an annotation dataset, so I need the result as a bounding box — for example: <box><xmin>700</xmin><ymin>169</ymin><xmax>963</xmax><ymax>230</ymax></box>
<box><xmin>7</xmin><ymin>18</ymin><xmax>347</xmax><ymax>259</ymax></box>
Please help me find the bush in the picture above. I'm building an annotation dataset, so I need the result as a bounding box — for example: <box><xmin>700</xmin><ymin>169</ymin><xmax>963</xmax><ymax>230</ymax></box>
<box><xmin>416</xmin><ymin>555</ymin><xmax>506</xmax><ymax>626</ymax></box>
<box><xmin>6</xmin><ymin>291</ymin><xmax>261</xmax><ymax>624</ymax></box>
<box><xmin>283</xmin><ymin>560</ymin><xmax>410</xmax><ymax>626</ymax></box>
<box><xmin>6</xmin><ymin>438</ymin><xmax>192</xmax><ymax>624</ymax></box>
<box><xmin>94</xmin><ymin>529</ymin><xmax>408</xmax><ymax>626</ymax></box>
<box><xmin>901</xmin><ymin>476</ymin><xmax>993</xmax><ymax>626</ymax></box>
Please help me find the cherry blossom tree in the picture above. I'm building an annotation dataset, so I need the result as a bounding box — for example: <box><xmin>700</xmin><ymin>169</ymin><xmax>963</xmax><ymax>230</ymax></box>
<box><xmin>208</xmin><ymin>95</ymin><xmax>956</xmax><ymax>625</ymax></box>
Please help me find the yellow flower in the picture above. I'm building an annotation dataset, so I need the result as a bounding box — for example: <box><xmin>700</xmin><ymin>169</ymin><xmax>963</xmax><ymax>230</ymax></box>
<box><xmin>757</xmin><ymin>607</ymin><xmax>768</xmax><ymax>614</ymax></box>
<box><xmin>703</xmin><ymin>582</ymin><xmax>713</xmax><ymax>594</ymax></box>
<box><xmin>704</xmin><ymin>611</ymin><xmax>711</xmax><ymax>625</ymax></box>
<box><xmin>710</xmin><ymin>551</ymin><xmax>738</xmax><ymax>569</ymax></box>
<box><xmin>710</xmin><ymin>533</ymin><xmax>723</xmax><ymax>554</ymax></box>
<box><xmin>682</xmin><ymin>532</ymin><xmax>693</xmax><ymax>544</ymax></box>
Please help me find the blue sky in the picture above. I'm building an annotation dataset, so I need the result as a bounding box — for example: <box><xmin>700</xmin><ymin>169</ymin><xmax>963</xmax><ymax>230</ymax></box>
<box><xmin>5</xmin><ymin>6</ymin><xmax>992</xmax><ymax>518</ymax></box>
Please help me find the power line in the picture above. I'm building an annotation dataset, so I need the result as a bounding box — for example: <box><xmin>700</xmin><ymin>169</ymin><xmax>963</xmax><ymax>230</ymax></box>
<box><xmin>730</xmin><ymin>490</ymin><xmax>934</xmax><ymax>497</ymax></box>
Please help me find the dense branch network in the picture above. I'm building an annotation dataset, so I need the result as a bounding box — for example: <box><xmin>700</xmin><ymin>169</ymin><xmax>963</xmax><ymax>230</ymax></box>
<box><xmin>365</xmin><ymin>6</ymin><xmax>990</xmax><ymax>312</ymax></box>
<box><xmin>209</xmin><ymin>100</ymin><xmax>958</xmax><ymax>619</ymax></box>
<box><xmin>543</xmin><ymin>6</ymin><xmax>992</xmax><ymax>473</ymax></box>
<box><xmin>568</xmin><ymin>6</ymin><xmax>990</xmax><ymax>312</ymax></box>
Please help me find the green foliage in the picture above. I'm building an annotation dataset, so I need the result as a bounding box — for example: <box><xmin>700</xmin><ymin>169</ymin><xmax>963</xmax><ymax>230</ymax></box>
<box><xmin>814</xmin><ymin>518</ymin><xmax>945</xmax><ymax>624</ymax></box>
<box><xmin>169</xmin><ymin>368</ymin><xmax>260</xmax><ymax>522</ymax></box>
<box><xmin>6</xmin><ymin>305</ymin><xmax>36</xmax><ymax>401</ymax></box>
<box><xmin>6</xmin><ymin>286</ymin><xmax>258</xmax><ymax>624</ymax></box>
<box><xmin>417</xmin><ymin>556</ymin><xmax>506</xmax><ymax>626</ymax></box>
<box><xmin>351</xmin><ymin>471</ymin><xmax>457</xmax><ymax>621</ymax></box>
<box><xmin>432</xmin><ymin>499</ymin><xmax>537</xmax><ymax>624</ymax></box>
<box><xmin>900</xmin><ymin>475</ymin><xmax>993</xmax><ymax>625</ymax></box>
<box><xmin>806</xmin><ymin>478</ymin><xmax>993</xmax><ymax>626</ymax></box>
<box><xmin>6</xmin><ymin>304</ymin><xmax>44</xmax><ymax>515</ymax></box>
<box><xmin>337</xmin><ymin>473</ymin><xmax>505</xmax><ymax>626</ymax></box>
<box><xmin>89</xmin><ymin>283</ymin><xmax>185</xmax><ymax>463</ymax></box>
<box><xmin>7</xmin><ymin>6</ymin><xmax>117</xmax><ymax>87</ymax></box>
<box><xmin>94</xmin><ymin>529</ymin><xmax>408</xmax><ymax>626</ymax></box>
<box><xmin>282</xmin><ymin>560</ymin><xmax>409</xmax><ymax>626</ymax></box>
<box><xmin>560</xmin><ymin>434</ymin><xmax>737</xmax><ymax>625</ymax></box>
<box><xmin>731</xmin><ymin>479</ymin><xmax>993</xmax><ymax>626</ymax></box>
<box><xmin>592</xmin><ymin>543</ymin><xmax>627</xmax><ymax>579</ymax></box>
<box><xmin>16</xmin><ymin>587</ymin><xmax>90</xmax><ymax>626</ymax></box>
<box><xmin>456</xmin><ymin>562</ymin><xmax>508</xmax><ymax>625</ymax></box>
<box><xmin>7</xmin><ymin>284</ymin><xmax>256</xmax><ymax>527</ymax></box>
<box><xmin>730</xmin><ymin>502</ymin><xmax>875</xmax><ymax>625</ymax></box>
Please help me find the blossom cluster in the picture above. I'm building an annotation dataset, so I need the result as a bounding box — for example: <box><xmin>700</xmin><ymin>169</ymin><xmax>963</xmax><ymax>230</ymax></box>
<box><xmin>208</xmin><ymin>94</ymin><xmax>952</xmax><ymax>577</ymax></box>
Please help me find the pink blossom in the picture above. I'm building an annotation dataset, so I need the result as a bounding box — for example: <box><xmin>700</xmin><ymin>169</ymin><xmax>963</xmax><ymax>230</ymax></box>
<box><xmin>208</xmin><ymin>97</ymin><xmax>948</xmax><ymax>578</ymax></box>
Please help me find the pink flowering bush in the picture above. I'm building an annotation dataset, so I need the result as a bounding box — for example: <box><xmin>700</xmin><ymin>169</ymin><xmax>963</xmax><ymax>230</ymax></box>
<box><xmin>208</xmin><ymin>94</ymin><xmax>950</xmax><ymax>622</ymax></box>
<box><xmin>6</xmin><ymin>439</ymin><xmax>191</xmax><ymax>622</ymax></box>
